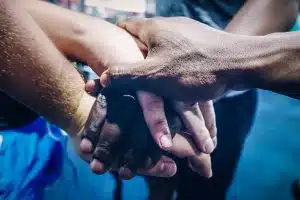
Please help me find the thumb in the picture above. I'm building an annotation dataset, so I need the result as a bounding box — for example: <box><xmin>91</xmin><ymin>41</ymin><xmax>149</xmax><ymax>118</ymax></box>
<box><xmin>118</xmin><ymin>18</ymin><xmax>153</xmax><ymax>47</ymax></box>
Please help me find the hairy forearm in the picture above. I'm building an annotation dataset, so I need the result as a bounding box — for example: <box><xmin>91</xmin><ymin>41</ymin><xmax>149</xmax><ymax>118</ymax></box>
<box><xmin>0</xmin><ymin>1</ymin><xmax>94</xmax><ymax>135</ymax></box>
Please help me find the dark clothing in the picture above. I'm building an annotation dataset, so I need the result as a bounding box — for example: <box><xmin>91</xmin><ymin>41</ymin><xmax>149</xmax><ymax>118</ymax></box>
<box><xmin>147</xmin><ymin>1</ymin><xmax>257</xmax><ymax>199</ymax></box>
<box><xmin>157</xmin><ymin>0</ymin><xmax>245</xmax><ymax>29</ymax></box>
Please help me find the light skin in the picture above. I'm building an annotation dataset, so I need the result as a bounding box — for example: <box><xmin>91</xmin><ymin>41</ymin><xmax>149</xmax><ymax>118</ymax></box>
<box><xmin>140</xmin><ymin>0</ymin><xmax>298</xmax><ymax>199</ymax></box>
<box><xmin>0</xmin><ymin>0</ymin><xmax>215</xmax><ymax>178</ymax></box>
<box><xmin>24</xmin><ymin>0</ymin><xmax>217</xmax><ymax>177</ymax></box>
<box><xmin>0</xmin><ymin>0</ymin><xmax>175</xmax><ymax>178</ymax></box>
<box><xmin>25</xmin><ymin>1</ymin><xmax>216</xmax><ymax>158</ymax></box>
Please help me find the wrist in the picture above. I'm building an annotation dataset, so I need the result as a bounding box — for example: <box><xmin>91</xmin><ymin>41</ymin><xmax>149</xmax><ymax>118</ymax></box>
<box><xmin>225</xmin><ymin>33</ymin><xmax>300</xmax><ymax>92</ymax></box>
<box><xmin>66</xmin><ymin>91</ymin><xmax>96</xmax><ymax>137</ymax></box>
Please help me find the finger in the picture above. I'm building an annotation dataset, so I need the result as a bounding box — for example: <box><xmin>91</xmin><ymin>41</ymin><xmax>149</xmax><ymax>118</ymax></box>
<box><xmin>198</xmin><ymin>101</ymin><xmax>217</xmax><ymax>147</ymax></box>
<box><xmin>173</xmin><ymin>101</ymin><xmax>215</xmax><ymax>154</ymax></box>
<box><xmin>85</xmin><ymin>80</ymin><xmax>96</xmax><ymax>94</ymax></box>
<box><xmin>188</xmin><ymin>154</ymin><xmax>212</xmax><ymax>178</ymax></box>
<box><xmin>119</xmin><ymin>106</ymin><xmax>154</xmax><ymax>173</ymax></box>
<box><xmin>137</xmin><ymin>155</ymin><xmax>177</xmax><ymax>177</ymax></box>
<box><xmin>80</xmin><ymin>94</ymin><xmax>107</xmax><ymax>154</ymax></box>
<box><xmin>169</xmin><ymin>132</ymin><xmax>212</xmax><ymax>177</ymax></box>
<box><xmin>137</xmin><ymin>91</ymin><xmax>173</xmax><ymax>150</ymax></box>
<box><xmin>85</xmin><ymin>79</ymin><xmax>103</xmax><ymax>97</ymax></box>
<box><xmin>72</xmin><ymin>136</ymin><xmax>93</xmax><ymax>163</ymax></box>
<box><xmin>168</xmin><ymin>132</ymin><xmax>199</xmax><ymax>158</ymax></box>
<box><xmin>119</xmin><ymin>166</ymin><xmax>134</xmax><ymax>180</ymax></box>
<box><xmin>133</xmin><ymin>37</ymin><xmax>148</xmax><ymax>57</ymax></box>
<box><xmin>118</xmin><ymin>18</ymin><xmax>152</xmax><ymax>45</ymax></box>
<box><xmin>91</xmin><ymin>121</ymin><xmax>121</xmax><ymax>174</ymax></box>
<box><xmin>100</xmin><ymin>70</ymin><xmax>110</xmax><ymax>87</ymax></box>
<box><xmin>91</xmin><ymin>90</ymin><xmax>137</xmax><ymax>174</ymax></box>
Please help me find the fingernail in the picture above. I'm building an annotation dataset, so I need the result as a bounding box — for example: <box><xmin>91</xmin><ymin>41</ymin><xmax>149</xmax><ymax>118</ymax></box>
<box><xmin>161</xmin><ymin>161</ymin><xmax>177</xmax><ymax>177</ymax></box>
<box><xmin>204</xmin><ymin>138</ymin><xmax>215</xmax><ymax>154</ymax></box>
<box><xmin>160</xmin><ymin>135</ymin><xmax>173</xmax><ymax>148</ymax></box>
<box><xmin>80</xmin><ymin>138</ymin><xmax>93</xmax><ymax>153</ymax></box>
<box><xmin>212</xmin><ymin>136</ymin><xmax>217</xmax><ymax>148</ymax></box>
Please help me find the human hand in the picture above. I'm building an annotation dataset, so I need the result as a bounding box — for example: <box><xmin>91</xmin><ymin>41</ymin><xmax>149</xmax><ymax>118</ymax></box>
<box><xmin>76</xmin><ymin>20</ymin><xmax>215</xmax><ymax>176</ymax></box>
<box><xmin>105</xmin><ymin>17</ymin><xmax>256</xmax><ymax>102</ymax></box>
<box><xmin>78</xmin><ymin>86</ymin><xmax>177</xmax><ymax>179</ymax></box>
<box><xmin>81</xmin><ymin>80</ymin><xmax>213</xmax><ymax>179</ymax></box>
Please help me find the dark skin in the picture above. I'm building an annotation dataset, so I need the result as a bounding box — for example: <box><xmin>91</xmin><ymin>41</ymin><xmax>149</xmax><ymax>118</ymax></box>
<box><xmin>83</xmin><ymin>81</ymin><xmax>202</xmax><ymax>179</ymax></box>
<box><xmin>0</xmin><ymin>0</ymin><xmax>178</xmax><ymax>178</ymax></box>
<box><xmin>0</xmin><ymin>0</ymin><xmax>213</xmax><ymax>178</ymax></box>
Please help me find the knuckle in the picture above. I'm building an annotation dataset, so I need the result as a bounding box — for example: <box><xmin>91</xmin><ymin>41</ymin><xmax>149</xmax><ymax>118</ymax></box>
<box><xmin>100</xmin><ymin>124</ymin><xmax>121</xmax><ymax>143</ymax></box>
<box><xmin>93</xmin><ymin>146</ymin><xmax>112</xmax><ymax>163</ymax></box>
<box><xmin>153</xmin><ymin>118</ymin><xmax>168</xmax><ymax>128</ymax></box>
<box><xmin>143</xmin><ymin>98</ymin><xmax>163</xmax><ymax>112</ymax></box>
<box><xmin>207</xmin><ymin>123</ymin><xmax>217</xmax><ymax>135</ymax></box>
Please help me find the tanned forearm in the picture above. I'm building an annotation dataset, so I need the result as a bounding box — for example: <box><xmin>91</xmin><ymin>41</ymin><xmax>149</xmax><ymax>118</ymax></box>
<box><xmin>25</xmin><ymin>0</ymin><xmax>117</xmax><ymax>71</ymax></box>
<box><xmin>0</xmin><ymin>1</ymin><xmax>95</xmax><ymax>135</ymax></box>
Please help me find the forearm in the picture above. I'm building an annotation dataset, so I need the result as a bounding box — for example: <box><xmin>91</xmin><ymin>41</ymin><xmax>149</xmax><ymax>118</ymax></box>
<box><xmin>225</xmin><ymin>0</ymin><xmax>298</xmax><ymax>35</ymax></box>
<box><xmin>25</xmin><ymin>1</ymin><xmax>94</xmax><ymax>60</ymax></box>
<box><xmin>0</xmin><ymin>1</ymin><xmax>94</xmax><ymax>135</ymax></box>
<box><xmin>223</xmin><ymin>0</ymin><xmax>300</xmax><ymax>99</ymax></box>
<box><xmin>226</xmin><ymin>32</ymin><xmax>300</xmax><ymax>100</ymax></box>
<box><xmin>25</xmin><ymin>1</ymin><xmax>114</xmax><ymax>70</ymax></box>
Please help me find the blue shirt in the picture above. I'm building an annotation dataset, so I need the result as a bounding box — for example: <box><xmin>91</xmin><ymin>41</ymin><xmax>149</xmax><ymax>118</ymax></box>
<box><xmin>0</xmin><ymin>118</ymin><xmax>66</xmax><ymax>200</ymax></box>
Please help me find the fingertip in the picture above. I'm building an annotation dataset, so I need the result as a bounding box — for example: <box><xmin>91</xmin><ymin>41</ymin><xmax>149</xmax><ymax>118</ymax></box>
<box><xmin>188</xmin><ymin>155</ymin><xmax>212</xmax><ymax>178</ymax></box>
<box><xmin>162</xmin><ymin>159</ymin><xmax>177</xmax><ymax>177</ymax></box>
<box><xmin>203</xmin><ymin>137</ymin><xmax>215</xmax><ymax>154</ymax></box>
<box><xmin>80</xmin><ymin>138</ymin><xmax>93</xmax><ymax>153</ymax></box>
<box><xmin>119</xmin><ymin>167</ymin><xmax>134</xmax><ymax>180</ymax></box>
<box><xmin>100</xmin><ymin>71</ymin><xmax>110</xmax><ymax>87</ymax></box>
<box><xmin>159</xmin><ymin>134</ymin><xmax>173</xmax><ymax>149</ymax></box>
<box><xmin>90</xmin><ymin>160</ymin><xmax>106</xmax><ymax>174</ymax></box>
<box><xmin>85</xmin><ymin>80</ymin><xmax>96</xmax><ymax>93</ymax></box>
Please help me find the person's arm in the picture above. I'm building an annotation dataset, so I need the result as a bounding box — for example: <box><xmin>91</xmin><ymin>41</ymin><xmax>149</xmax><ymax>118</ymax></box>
<box><xmin>225</xmin><ymin>0</ymin><xmax>298</xmax><ymax>34</ymax></box>
<box><xmin>24</xmin><ymin>0</ymin><xmax>219</xmax><ymax>161</ymax></box>
<box><xmin>103</xmin><ymin>17</ymin><xmax>300</xmax><ymax>102</ymax></box>
<box><xmin>24</xmin><ymin>0</ymin><xmax>143</xmax><ymax>75</ymax></box>
<box><xmin>232</xmin><ymin>32</ymin><xmax>300</xmax><ymax>100</ymax></box>
<box><xmin>0</xmin><ymin>0</ymin><xmax>95</xmax><ymax>135</ymax></box>
<box><xmin>223</xmin><ymin>0</ymin><xmax>300</xmax><ymax>99</ymax></box>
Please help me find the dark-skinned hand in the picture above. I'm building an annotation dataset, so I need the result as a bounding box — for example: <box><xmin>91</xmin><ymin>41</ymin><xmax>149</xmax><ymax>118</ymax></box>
<box><xmin>80</xmin><ymin>80</ymin><xmax>212</xmax><ymax>179</ymax></box>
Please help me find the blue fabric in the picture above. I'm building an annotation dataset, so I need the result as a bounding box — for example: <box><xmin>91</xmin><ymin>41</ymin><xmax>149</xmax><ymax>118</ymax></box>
<box><xmin>0</xmin><ymin>118</ymin><xmax>66</xmax><ymax>200</ymax></box>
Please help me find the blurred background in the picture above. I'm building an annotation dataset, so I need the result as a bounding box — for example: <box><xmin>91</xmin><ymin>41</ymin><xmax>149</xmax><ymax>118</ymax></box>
<box><xmin>43</xmin><ymin>1</ymin><xmax>300</xmax><ymax>199</ymax></box>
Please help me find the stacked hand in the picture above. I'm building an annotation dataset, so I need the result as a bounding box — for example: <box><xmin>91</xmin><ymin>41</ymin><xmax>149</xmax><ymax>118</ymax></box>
<box><xmin>68</xmin><ymin>18</ymin><xmax>218</xmax><ymax>178</ymax></box>
<box><xmin>105</xmin><ymin>17</ymin><xmax>256</xmax><ymax>101</ymax></box>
